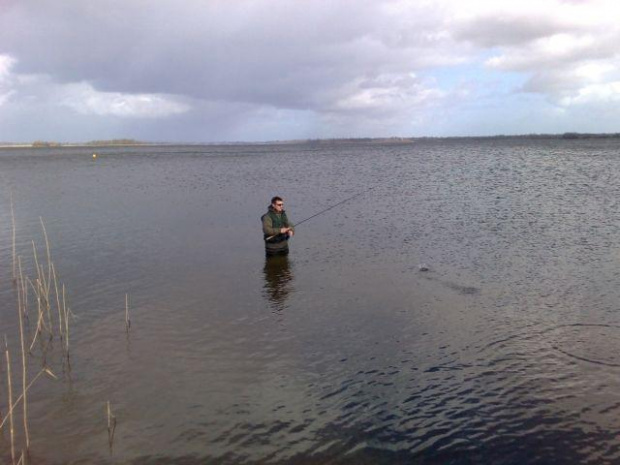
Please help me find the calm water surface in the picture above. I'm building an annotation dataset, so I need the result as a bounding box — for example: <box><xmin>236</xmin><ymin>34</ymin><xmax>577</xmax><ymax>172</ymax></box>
<box><xmin>2</xmin><ymin>139</ymin><xmax>620</xmax><ymax>464</ymax></box>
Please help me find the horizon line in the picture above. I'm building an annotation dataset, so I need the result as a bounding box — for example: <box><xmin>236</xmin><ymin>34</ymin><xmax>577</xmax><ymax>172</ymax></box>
<box><xmin>2</xmin><ymin>131</ymin><xmax>620</xmax><ymax>148</ymax></box>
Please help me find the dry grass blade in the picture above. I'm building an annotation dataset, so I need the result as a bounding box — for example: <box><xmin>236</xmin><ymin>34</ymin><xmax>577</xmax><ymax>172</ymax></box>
<box><xmin>107</xmin><ymin>401</ymin><xmax>117</xmax><ymax>450</ymax></box>
<box><xmin>4</xmin><ymin>336</ymin><xmax>16</xmax><ymax>465</ymax></box>
<box><xmin>42</xmin><ymin>367</ymin><xmax>58</xmax><ymax>380</ymax></box>
<box><xmin>52</xmin><ymin>263</ymin><xmax>64</xmax><ymax>340</ymax></box>
<box><xmin>0</xmin><ymin>367</ymin><xmax>58</xmax><ymax>431</ymax></box>
<box><xmin>63</xmin><ymin>285</ymin><xmax>70</xmax><ymax>356</ymax></box>
<box><xmin>16</xmin><ymin>273</ymin><xmax>30</xmax><ymax>450</ymax></box>
<box><xmin>30</xmin><ymin>241</ymin><xmax>52</xmax><ymax>338</ymax></box>
<box><xmin>39</xmin><ymin>219</ymin><xmax>54</xmax><ymax>334</ymax></box>
<box><xmin>27</xmin><ymin>278</ymin><xmax>46</xmax><ymax>354</ymax></box>
<box><xmin>40</xmin><ymin>217</ymin><xmax>53</xmax><ymax>297</ymax></box>
<box><xmin>18</xmin><ymin>258</ymin><xmax>28</xmax><ymax>320</ymax></box>
<box><xmin>125</xmin><ymin>294</ymin><xmax>131</xmax><ymax>332</ymax></box>
<box><xmin>10</xmin><ymin>190</ymin><xmax>16</xmax><ymax>282</ymax></box>
<box><xmin>39</xmin><ymin>264</ymin><xmax>53</xmax><ymax>334</ymax></box>
<box><xmin>31</xmin><ymin>241</ymin><xmax>41</xmax><ymax>290</ymax></box>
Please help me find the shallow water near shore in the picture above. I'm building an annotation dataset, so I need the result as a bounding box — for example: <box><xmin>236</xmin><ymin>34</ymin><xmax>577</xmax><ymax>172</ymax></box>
<box><xmin>2</xmin><ymin>139</ymin><xmax>620</xmax><ymax>463</ymax></box>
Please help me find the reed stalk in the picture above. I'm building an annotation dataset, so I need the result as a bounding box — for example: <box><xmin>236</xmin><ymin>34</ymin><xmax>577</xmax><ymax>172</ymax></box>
<box><xmin>39</xmin><ymin>219</ymin><xmax>54</xmax><ymax>334</ymax></box>
<box><xmin>10</xmin><ymin>191</ymin><xmax>16</xmax><ymax>282</ymax></box>
<box><xmin>125</xmin><ymin>294</ymin><xmax>131</xmax><ymax>332</ymax></box>
<box><xmin>16</xmin><ymin>269</ymin><xmax>30</xmax><ymax>450</ymax></box>
<box><xmin>39</xmin><ymin>218</ymin><xmax>53</xmax><ymax>297</ymax></box>
<box><xmin>39</xmin><ymin>264</ymin><xmax>53</xmax><ymax>336</ymax></box>
<box><xmin>32</xmin><ymin>238</ymin><xmax>52</xmax><ymax>337</ymax></box>
<box><xmin>30</xmin><ymin>243</ymin><xmax>47</xmax><ymax>334</ymax></box>
<box><xmin>18</xmin><ymin>258</ymin><xmax>28</xmax><ymax>320</ymax></box>
<box><xmin>27</xmin><ymin>278</ymin><xmax>45</xmax><ymax>354</ymax></box>
<box><xmin>107</xmin><ymin>401</ymin><xmax>112</xmax><ymax>430</ymax></box>
<box><xmin>31</xmin><ymin>241</ymin><xmax>40</xmax><ymax>290</ymax></box>
<box><xmin>52</xmin><ymin>263</ymin><xmax>64</xmax><ymax>341</ymax></box>
<box><xmin>62</xmin><ymin>284</ymin><xmax>70</xmax><ymax>357</ymax></box>
<box><xmin>36</xmin><ymin>279</ymin><xmax>45</xmax><ymax>332</ymax></box>
<box><xmin>4</xmin><ymin>336</ymin><xmax>16</xmax><ymax>465</ymax></box>
<box><xmin>107</xmin><ymin>400</ymin><xmax>117</xmax><ymax>450</ymax></box>
<box><xmin>0</xmin><ymin>367</ymin><xmax>57</xmax><ymax>431</ymax></box>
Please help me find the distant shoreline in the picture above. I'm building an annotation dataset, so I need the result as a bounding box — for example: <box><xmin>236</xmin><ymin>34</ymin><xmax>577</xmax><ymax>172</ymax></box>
<box><xmin>1</xmin><ymin>132</ymin><xmax>620</xmax><ymax>148</ymax></box>
<box><xmin>0</xmin><ymin>139</ymin><xmax>154</xmax><ymax>149</ymax></box>
<box><xmin>0</xmin><ymin>143</ymin><xmax>157</xmax><ymax>149</ymax></box>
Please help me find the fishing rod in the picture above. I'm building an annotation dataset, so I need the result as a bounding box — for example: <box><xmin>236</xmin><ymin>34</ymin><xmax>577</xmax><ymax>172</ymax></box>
<box><xmin>265</xmin><ymin>184</ymin><xmax>380</xmax><ymax>241</ymax></box>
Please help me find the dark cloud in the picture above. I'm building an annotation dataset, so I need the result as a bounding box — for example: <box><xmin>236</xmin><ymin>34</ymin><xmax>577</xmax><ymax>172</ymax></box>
<box><xmin>0</xmin><ymin>0</ymin><xmax>460</xmax><ymax>114</ymax></box>
<box><xmin>454</xmin><ymin>14</ymin><xmax>569</xmax><ymax>47</ymax></box>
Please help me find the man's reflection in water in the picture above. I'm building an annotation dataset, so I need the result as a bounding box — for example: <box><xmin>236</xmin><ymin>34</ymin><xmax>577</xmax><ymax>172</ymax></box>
<box><xmin>263</xmin><ymin>254</ymin><xmax>294</xmax><ymax>312</ymax></box>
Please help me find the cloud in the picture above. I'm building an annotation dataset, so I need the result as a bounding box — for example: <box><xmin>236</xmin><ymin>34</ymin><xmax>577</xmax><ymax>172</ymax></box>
<box><xmin>56</xmin><ymin>83</ymin><xmax>190</xmax><ymax>118</ymax></box>
<box><xmin>459</xmin><ymin>1</ymin><xmax>620</xmax><ymax>109</ymax></box>
<box><xmin>486</xmin><ymin>33</ymin><xmax>617</xmax><ymax>71</ymax></box>
<box><xmin>559</xmin><ymin>81</ymin><xmax>620</xmax><ymax>106</ymax></box>
<box><xmin>0</xmin><ymin>1</ymin><xmax>463</xmax><ymax>113</ymax></box>
<box><xmin>0</xmin><ymin>53</ymin><xmax>189</xmax><ymax>118</ymax></box>
<box><xmin>454</xmin><ymin>14</ymin><xmax>569</xmax><ymax>48</ymax></box>
<box><xmin>1</xmin><ymin>0</ymin><xmax>620</xmax><ymax>141</ymax></box>
<box><xmin>329</xmin><ymin>73</ymin><xmax>447</xmax><ymax>116</ymax></box>
<box><xmin>0</xmin><ymin>53</ymin><xmax>191</xmax><ymax>142</ymax></box>
<box><xmin>0</xmin><ymin>54</ymin><xmax>14</xmax><ymax>78</ymax></box>
<box><xmin>0</xmin><ymin>54</ymin><xmax>16</xmax><ymax>106</ymax></box>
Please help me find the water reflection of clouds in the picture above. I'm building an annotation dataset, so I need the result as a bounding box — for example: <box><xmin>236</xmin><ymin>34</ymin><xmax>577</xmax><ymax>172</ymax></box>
<box><xmin>262</xmin><ymin>255</ymin><xmax>294</xmax><ymax>312</ymax></box>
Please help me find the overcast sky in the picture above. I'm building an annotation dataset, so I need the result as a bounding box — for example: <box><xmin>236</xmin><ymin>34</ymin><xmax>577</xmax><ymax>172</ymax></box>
<box><xmin>1</xmin><ymin>0</ymin><xmax>620</xmax><ymax>143</ymax></box>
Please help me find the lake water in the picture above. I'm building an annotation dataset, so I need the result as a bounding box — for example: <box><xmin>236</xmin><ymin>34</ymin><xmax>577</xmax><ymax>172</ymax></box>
<box><xmin>2</xmin><ymin>139</ymin><xmax>620</xmax><ymax>464</ymax></box>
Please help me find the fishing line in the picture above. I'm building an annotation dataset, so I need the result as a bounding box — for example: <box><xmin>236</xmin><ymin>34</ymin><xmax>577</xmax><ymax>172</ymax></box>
<box><xmin>296</xmin><ymin>184</ymin><xmax>379</xmax><ymax>227</ymax></box>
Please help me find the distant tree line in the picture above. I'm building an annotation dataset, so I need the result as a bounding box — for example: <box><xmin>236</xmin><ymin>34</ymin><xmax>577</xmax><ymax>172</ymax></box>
<box><xmin>31</xmin><ymin>139</ymin><xmax>144</xmax><ymax>147</ymax></box>
<box><xmin>85</xmin><ymin>139</ymin><xmax>144</xmax><ymax>146</ymax></box>
<box><xmin>18</xmin><ymin>133</ymin><xmax>620</xmax><ymax>148</ymax></box>
<box><xmin>32</xmin><ymin>141</ymin><xmax>63</xmax><ymax>147</ymax></box>
<box><xmin>559</xmin><ymin>132</ymin><xmax>620</xmax><ymax>140</ymax></box>
<box><xmin>277</xmin><ymin>133</ymin><xmax>620</xmax><ymax>145</ymax></box>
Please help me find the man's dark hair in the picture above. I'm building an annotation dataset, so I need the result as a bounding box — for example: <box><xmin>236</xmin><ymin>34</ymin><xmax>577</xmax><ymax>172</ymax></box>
<box><xmin>271</xmin><ymin>196</ymin><xmax>283</xmax><ymax>204</ymax></box>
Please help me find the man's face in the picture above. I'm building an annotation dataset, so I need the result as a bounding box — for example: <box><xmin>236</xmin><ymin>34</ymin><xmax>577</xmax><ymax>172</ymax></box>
<box><xmin>272</xmin><ymin>200</ymin><xmax>284</xmax><ymax>212</ymax></box>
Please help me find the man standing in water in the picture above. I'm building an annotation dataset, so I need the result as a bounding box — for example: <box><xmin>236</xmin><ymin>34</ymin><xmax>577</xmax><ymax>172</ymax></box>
<box><xmin>262</xmin><ymin>196</ymin><xmax>295</xmax><ymax>256</ymax></box>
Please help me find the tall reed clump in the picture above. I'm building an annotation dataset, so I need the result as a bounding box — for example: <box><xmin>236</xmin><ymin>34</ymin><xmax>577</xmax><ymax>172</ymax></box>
<box><xmin>3</xmin><ymin>203</ymin><xmax>128</xmax><ymax>463</ymax></box>
<box><xmin>24</xmin><ymin>217</ymin><xmax>74</xmax><ymax>359</ymax></box>
<box><xmin>1</xmin><ymin>210</ymin><xmax>63</xmax><ymax>463</ymax></box>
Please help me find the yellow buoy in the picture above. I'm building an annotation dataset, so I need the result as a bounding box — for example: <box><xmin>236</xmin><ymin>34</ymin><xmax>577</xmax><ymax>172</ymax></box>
<box><xmin>92</xmin><ymin>153</ymin><xmax>97</xmax><ymax>159</ymax></box>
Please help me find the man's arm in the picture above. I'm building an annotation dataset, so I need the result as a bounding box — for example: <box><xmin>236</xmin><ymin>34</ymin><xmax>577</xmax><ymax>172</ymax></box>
<box><xmin>283</xmin><ymin>213</ymin><xmax>294</xmax><ymax>236</ymax></box>
<box><xmin>262</xmin><ymin>214</ymin><xmax>279</xmax><ymax>237</ymax></box>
